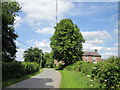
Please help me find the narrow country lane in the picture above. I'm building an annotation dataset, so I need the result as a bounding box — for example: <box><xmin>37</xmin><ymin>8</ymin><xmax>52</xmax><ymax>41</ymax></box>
<box><xmin>6</xmin><ymin>69</ymin><xmax>61</xmax><ymax>88</ymax></box>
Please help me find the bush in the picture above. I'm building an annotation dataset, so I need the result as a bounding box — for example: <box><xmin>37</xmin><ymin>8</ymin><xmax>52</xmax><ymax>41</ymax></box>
<box><xmin>81</xmin><ymin>62</ymin><xmax>94</xmax><ymax>75</ymax></box>
<box><xmin>56</xmin><ymin>63</ymin><xmax>64</xmax><ymax>70</ymax></box>
<box><xmin>22</xmin><ymin>61</ymin><xmax>40</xmax><ymax>74</ymax></box>
<box><xmin>64</xmin><ymin>61</ymin><xmax>94</xmax><ymax>75</ymax></box>
<box><xmin>2</xmin><ymin>61</ymin><xmax>25</xmax><ymax>81</ymax></box>
<box><xmin>53</xmin><ymin>64</ymin><xmax>56</xmax><ymax>68</ymax></box>
<box><xmin>91</xmin><ymin>57</ymin><xmax>120</xmax><ymax>89</ymax></box>
<box><xmin>2</xmin><ymin>61</ymin><xmax>40</xmax><ymax>81</ymax></box>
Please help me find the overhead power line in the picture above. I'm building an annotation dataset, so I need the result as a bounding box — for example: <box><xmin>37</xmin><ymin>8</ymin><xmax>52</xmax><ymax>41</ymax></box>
<box><xmin>17</xmin><ymin>40</ymin><xmax>31</xmax><ymax>47</ymax></box>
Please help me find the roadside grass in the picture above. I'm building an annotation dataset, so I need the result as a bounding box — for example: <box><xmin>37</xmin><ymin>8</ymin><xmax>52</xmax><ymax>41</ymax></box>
<box><xmin>2</xmin><ymin>69</ymin><xmax>43</xmax><ymax>88</ymax></box>
<box><xmin>59</xmin><ymin>70</ymin><xmax>91</xmax><ymax>88</ymax></box>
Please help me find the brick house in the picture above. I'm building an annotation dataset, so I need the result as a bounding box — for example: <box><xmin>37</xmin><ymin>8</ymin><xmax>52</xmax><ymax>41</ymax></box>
<box><xmin>54</xmin><ymin>49</ymin><xmax>102</xmax><ymax>66</ymax></box>
<box><xmin>82</xmin><ymin>49</ymin><xmax>102</xmax><ymax>63</ymax></box>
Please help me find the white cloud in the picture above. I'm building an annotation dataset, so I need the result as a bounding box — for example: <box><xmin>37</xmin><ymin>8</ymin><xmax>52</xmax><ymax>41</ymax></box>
<box><xmin>82</xmin><ymin>30</ymin><xmax>117</xmax><ymax>59</ymax></box>
<box><xmin>18</xmin><ymin>0</ymin><xmax>74</xmax><ymax>26</ymax></box>
<box><xmin>81</xmin><ymin>30</ymin><xmax>111</xmax><ymax>41</ymax></box>
<box><xmin>27</xmin><ymin>39</ymin><xmax>34</xmax><ymax>43</ymax></box>
<box><xmin>16</xmin><ymin>49</ymin><xmax>25</xmax><ymax>61</ymax></box>
<box><xmin>34</xmin><ymin>40</ymin><xmax>51</xmax><ymax>53</ymax></box>
<box><xmin>35</xmin><ymin>27</ymin><xmax>55</xmax><ymax>35</ymax></box>
<box><xmin>14</xmin><ymin>16</ymin><xmax>22</xmax><ymax>28</ymax></box>
<box><xmin>83</xmin><ymin>43</ymin><xmax>103</xmax><ymax>51</ymax></box>
<box><xmin>86</xmin><ymin>39</ymin><xmax>104</xmax><ymax>45</ymax></box>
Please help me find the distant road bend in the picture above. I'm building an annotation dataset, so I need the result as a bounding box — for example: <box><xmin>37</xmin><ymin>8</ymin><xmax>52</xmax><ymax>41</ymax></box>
<box><xmin>7</xmin><ymin>69</ymin><xmax>61</xmax><ymax>88</ymax></box>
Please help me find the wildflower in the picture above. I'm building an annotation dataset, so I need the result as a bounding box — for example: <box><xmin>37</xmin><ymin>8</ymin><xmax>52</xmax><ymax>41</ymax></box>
<box><xmin>86</xmin><ymin>75</ymin><xmax>91</xmax><ymax>77</ymax></box>
<box><xmin>89</xmin><ymin>80</ymin><xmax>93</xmax><ymax>82</ymax></box>
<box><xmin>90</xmin><ymin>85</ymin><xmax>93</xmax><ymax>87</ymax></box>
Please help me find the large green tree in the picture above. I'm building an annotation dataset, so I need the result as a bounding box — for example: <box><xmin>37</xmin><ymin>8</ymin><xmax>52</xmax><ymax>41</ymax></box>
<box><xmin>43</xmin><ymin>52</ymin><xmax>54</xmax><ymax>68</ymax></box>
<box><xmin>23</xmin><ymin>47</ymin><xmax>43</xmax><ymax>67</ymax></box>
<box><xmin>2</xmin><ymin>1</ymin><xmax>21</xmax><ymax>62</ymax></box>
<box><xmin>50</xmin><ymin>19</ymin><xmax>85</xmax><ymax>65</ymax></box>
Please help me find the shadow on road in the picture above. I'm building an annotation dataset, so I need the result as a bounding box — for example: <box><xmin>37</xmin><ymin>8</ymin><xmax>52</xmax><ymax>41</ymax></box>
<box><xmin>3</xmin><ymin>78</ymin><xmax>54</xmax><ymax>90</ymax></box>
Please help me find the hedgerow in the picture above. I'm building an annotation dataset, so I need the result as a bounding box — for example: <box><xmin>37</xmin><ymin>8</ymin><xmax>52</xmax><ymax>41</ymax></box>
<box><xmin>91</xmin><ymin>57</ymin><xmax>120</xmax><ymax>89</ymax></box>
<box><xmin>2</xmin><ymin>61</ymin><xmax>40</xmax><ymax>81</ymax></box>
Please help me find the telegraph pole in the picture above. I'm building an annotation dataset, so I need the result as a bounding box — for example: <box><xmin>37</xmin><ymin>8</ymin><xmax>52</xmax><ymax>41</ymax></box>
<box><xmin>56</xmin><ymin>0</ymin><xmax>58</xmax><ymax>25</ymax></box>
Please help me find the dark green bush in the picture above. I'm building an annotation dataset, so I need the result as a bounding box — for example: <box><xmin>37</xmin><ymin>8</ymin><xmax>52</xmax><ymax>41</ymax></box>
<box><xmin>81</xmin><ymin>62</ymin><xmax>94</xmax><ymax>75</ymax></box>
<box><xmin>22</xmin><ymin>61</ymin><xmax>40</xmax><ymax>74</ymax></box>
<box><xmin>53</xmin><ymin>64</ymin><xmax>56</xmax><ymax>68</ymax></box>
<box><xmin>55</xmin><ymin>63</ymin><xmax>64</xmax><ymax>70</ymax></box>
<box><xmin>2</xmin><ymin>61</ymin><xmax>25</xmax><ymax>81</ymax></box>
<box><xmin>64</xmin><ymin>61</ymin><xmax>94</xmax><ymax>75</ymax></box>
<box><xmin>91</xmin><ymin>57</ymin><xmax>120</xmax><ymax>89</ymax></box>
<box><xmin>64</xmin><ymin>61</ymin><xmax>84</xmax><ymax>71</ymax></box>
<box><xmin>3</xmin><ymin>61</ymin><xmax>40</xmax><ymax>81</ymax></box>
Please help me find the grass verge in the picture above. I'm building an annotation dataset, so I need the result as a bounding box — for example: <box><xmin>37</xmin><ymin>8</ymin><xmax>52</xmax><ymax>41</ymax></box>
<box><xmin>2</xmin><ymin>69</ymin><xmax>43</xmax><ymax>88</ymax></box>
<box><xmin>59</xmin><ymin>70</ymin><xmax>91</xmax><ymax>88</ymax></box>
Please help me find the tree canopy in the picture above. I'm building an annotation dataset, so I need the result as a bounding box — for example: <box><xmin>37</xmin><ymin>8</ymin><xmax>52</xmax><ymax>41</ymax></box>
<box><xmin>50</xmin><ymin>19</ymin><xmax>85</xmax><ymax>65</ymax></box>
<box><xmin>23</xmin><ymin>47</ymin><xmax>43</xmax><ymax>67</ymax></box>
<box><xmin>2</xmin><ymin>1</ymin><xmax>21</xmax><ymax>62</ymax></box>
<box><xmin>43</xmin><ymin>52</ymin><xmax>54</xmax><ymax>68</ymax></box>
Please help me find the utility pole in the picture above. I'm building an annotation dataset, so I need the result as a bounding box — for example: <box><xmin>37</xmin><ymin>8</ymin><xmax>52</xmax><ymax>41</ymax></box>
<box><xmin>39</xmin><ymin>50</ymin><xmax>42</xmax><ymax>68</ymax></box>
<box><xmin>56</xmin><ymin>0</ymin><xmax>58</xmax><ymax>25</ymax></box>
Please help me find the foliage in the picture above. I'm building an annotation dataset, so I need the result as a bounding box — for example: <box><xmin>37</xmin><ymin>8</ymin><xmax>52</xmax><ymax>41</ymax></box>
<box><xmin>64</xmin><ymin>61</ymin><xmax>94</xmax><ymax>75</ymax></box>
<box><xmin>2</xmin><ymin>1</ymin><xmax>21</xmax><ymax>62</ymax></box>
<box><xmin>55</xmin><ymin>63</ymin><xmax>64</xmax><ymax>70</ymax></box>
<box><xmin>43</xmin><ymin>52</ymin><xmax>54</xmax><ymax>68</ymax></box>
<box><xmin>23</xmin><ymin>47</ymin><xmax>44</xmax><ymax>67</ymax></box>
<box><xmin>22</xmin><ymin>61</ymin><xmax>40</xmax><ymax>74</ymax></box>
<box><xmin>59</xmin><ymin>70</ymin><xmax>91</xmax><ymax>88</ymax></box>
<box><xmin>81</xmin><ymin>62</ymin><xmax>94</xmax><ymax>75</ymax></box>
<box><xmin>91</xmin><ymin>57</ymin><xmax>120</xmax><ymax>89</ymax></box>
<box><xmin>2</xmin><ymin>61</ymin><xmax>40</xmax><ymax>81</ymax></box>
<box><xmin>2</xmin><ymin>61</ymin><xmax>25</xmax><ymax>81</ymax></box>
<box><xmin>50</xmin><ymin>19</ymin><xmax>85</xmax><ymax>65</ymax></box>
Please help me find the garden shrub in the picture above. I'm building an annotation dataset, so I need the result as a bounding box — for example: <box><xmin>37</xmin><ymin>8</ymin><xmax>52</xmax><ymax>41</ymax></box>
<box><xmin>22</xmin><ymin>61</ymin><xmax>40</xmax><ymax>74</ymax></box>
<box><xmin>64</xmin><ymin>61</ymin><xmax>84</xmax><ymax>71</ymax></box>
<box><xmin>91</xmin><ymin>57</ymin><xmax>120</xmax><ymax>89</ymax></box>
<box><xmin>81</xmin><ymin>62</ymin><xmax>94</xmax><ymax>75</ymax></box>
<box><xmin>64</xmin><ymin>61</ymin><xmax>94</xmax><ymax>75</ymax></box>
<box><xmin>55</xmin><ymin>63</ymin><xmax>64</xmax><ymax>70</ymax></box>
<box><xmin>53</xmin><ymin>64</ymin><xmax>56</xmax><ymax>68</ymax></box>
<box><xmin>2</xmin><ymin>61</ymin><xmax>25</xmax><ymax>81</ymax></box>
<box><xmin>3</xmin><ymin>61</ymin><xmax>40</xmax><ymax>81</ymax></box>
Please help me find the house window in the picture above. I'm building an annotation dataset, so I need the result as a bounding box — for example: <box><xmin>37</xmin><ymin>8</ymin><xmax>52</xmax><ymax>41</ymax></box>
<box><xmin>92</xmin><ymin>60</ymin><xmax>97</xmax><ymax>64</ymax></box>
<box><xmin>86</xmin><ymin>56</ymin><xmax>88</xmax><ymax>59</ymax></box>
<box><xmin>93</xmin><ymin>57</ymin><xmax>97</xmax><ymax>60</ymax></box>
<box><xmin>86</xmin><ymin>60</ymin><xmax>88</xmax><ymax>62</ymax></box>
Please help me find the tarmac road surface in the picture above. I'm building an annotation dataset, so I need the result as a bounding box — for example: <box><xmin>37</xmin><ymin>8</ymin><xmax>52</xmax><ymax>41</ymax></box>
<box><xmin>6</xmin><ymin>68</ymin><xmax>61</xmax><ymax>88</ymax></box>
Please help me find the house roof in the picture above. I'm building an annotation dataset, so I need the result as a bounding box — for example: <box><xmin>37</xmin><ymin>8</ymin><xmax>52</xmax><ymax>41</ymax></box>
<box><xmin>83</xmin><ymin>51</ymin><xmax>101</xmax><ymax>57</ymax></box>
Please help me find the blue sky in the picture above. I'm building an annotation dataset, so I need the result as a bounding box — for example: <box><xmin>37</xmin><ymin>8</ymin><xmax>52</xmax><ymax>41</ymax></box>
<box><xmin>14</xmin><ymin>0</ymin><xmax>118</xmax><ymax>61</ymax></box>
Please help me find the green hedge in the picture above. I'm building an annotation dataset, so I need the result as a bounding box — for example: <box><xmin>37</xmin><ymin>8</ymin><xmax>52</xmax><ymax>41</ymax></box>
<box><xmin>91</xmin><ymin>57</ymin><xmax>120</xmax><ymax>88</ymax></box>
<box><xmin>2</xmin><ymin>61</ymin><xmax>40</xmax><ymax>81</ymax></box>
<box><xmin>55</xmin><ymin>63</ymin><xmax>64</xmax><ymax>70</ymax></box>
<box><xmin>22</xmin><ymin>61</ymin><xmax>40</xmax><ymax>74</ymax></box>
<box><xmin>64</xmin><ymin>61</ymin><xmax>94</xmax><ymax>75</ymax></box>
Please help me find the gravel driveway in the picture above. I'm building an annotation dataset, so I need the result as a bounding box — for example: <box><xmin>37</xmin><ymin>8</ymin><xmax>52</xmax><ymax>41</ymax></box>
<box><xmin>6</xmin><ymin>68</ymin><xmax>61</xmax><ymax>88</ymax></box>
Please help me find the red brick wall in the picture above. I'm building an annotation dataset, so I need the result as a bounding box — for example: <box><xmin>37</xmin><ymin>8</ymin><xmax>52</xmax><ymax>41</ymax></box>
<box><xmin>54</xmin><ymin>60</ymin><xmax>65</xmax><ymax>66</ymax></box>
<box><xmin>82</xmin><ymin>56</ymin><xmax>101</xmax><ymax>62</ymax></box>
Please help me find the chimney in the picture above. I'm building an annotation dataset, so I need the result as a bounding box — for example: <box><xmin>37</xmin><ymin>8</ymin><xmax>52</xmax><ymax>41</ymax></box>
<box><xmin>95</xmin><ymin>49</ymin><xmax>98</xmax><ymax>53</ymax></box>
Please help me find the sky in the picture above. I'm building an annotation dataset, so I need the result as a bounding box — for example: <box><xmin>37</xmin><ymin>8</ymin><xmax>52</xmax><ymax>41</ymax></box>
<box><xmin>14</xmin><ymin>0</ymin><xmax>119</xmax><ymax>61</ymax></box>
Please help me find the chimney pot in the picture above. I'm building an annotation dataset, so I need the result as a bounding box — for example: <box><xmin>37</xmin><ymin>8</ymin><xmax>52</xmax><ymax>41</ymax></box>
<box><xmin>95</xmin><ymin>49</ymin><xmax>98</xmax><ymax>52</ymax></box>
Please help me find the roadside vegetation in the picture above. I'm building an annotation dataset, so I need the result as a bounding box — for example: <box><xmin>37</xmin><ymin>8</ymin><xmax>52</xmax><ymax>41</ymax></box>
<box><xmin>59</xmin><ymin>70</ymin><xmax>91</xmax><ymax>88</ymax></box>
<box><xmin>57</xmin><ymin>56</ymin><xmax>120</xmax><ymax>89</ymax></box>
<box><xmin>2</xmin><ymin>0</ymin><xmax>119</xmax><ymax>89</ymax></box>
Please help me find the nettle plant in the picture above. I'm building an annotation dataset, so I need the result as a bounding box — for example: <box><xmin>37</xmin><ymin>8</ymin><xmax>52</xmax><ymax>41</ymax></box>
<box><xmin>91</xmin><ymin>57</ymin><xmax>120</xmax><ymax>88</ymax></box>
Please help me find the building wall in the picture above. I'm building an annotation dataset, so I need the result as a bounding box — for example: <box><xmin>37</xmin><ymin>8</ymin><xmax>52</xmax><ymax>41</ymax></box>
<box><xmin>54</xmin><ymin>60</ymin><xmax>65</xmax><ymax>66</ymax></box>
<box><xmin>82</xmin><ymin>56</ymin><xmax>101</xmax><ymax>63</ymax></box>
